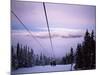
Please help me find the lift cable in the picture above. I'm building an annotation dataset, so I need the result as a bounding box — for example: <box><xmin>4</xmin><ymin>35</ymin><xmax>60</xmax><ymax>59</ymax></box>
<box><xmin>43</xmin><ymin>2</ymin><xmax>55</xmax><ymax>58</ymax></box>
<box><xmin>11</xmin><ymin>10</ymin><xmax>48</xmax><ymax>55</ymax></box>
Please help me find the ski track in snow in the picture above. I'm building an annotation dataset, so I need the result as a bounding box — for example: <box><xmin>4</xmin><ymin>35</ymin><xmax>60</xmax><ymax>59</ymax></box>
<box><xmin>12</xmin><ymin>64</ymin><xmax>75</xmax><ymax>74</ymax></box>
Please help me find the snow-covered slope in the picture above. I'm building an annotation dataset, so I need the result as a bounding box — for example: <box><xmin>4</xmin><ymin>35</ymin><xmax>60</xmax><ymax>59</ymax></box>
<box><xmin>12</xmin><ymin>64</ymin><xmax>75</xmax><ymax>74</ymax></box>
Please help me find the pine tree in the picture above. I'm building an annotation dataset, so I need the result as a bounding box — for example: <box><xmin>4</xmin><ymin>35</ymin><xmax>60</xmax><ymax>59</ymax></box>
<box><xmin>16</xmin><ymin>43</ymin><xmax>21</xmax><ymax>67</ymax></box>
<box><xmin>75</xmin><ymin>30</ymin><xmax>96</xmax><ymax>70</ymax></box>
<box><xmin>83</xmin><ymin>30</ymin><xmax>91</xmax><ymax>69</ymax></box>
<box><xmin>12</xmin><ymin>45</ymin><xmax>18</xmax><ymax>69</ymax></box>
<box><xmin>11</xmin><ymin>46</ymin><xmax>15</xmax><ymax>69</ymax></box>
<box><xmin>70</xmin><ymin>47</ymin><xmax>74</xmax><ymax>70</ymax></box>
<box><xmin>30</xmin><ymin>49</ymin><xmax>34</xmax><ymax>66</ymax></box>
<box><xmin>90</xmin><ymin>30</ymin><xmax>96</xmax><ymax>69</ymax></box>
<box><xmin>75</xmin><ymin>44</ymin><xmax>83</xmax><ymax>69</ymax></box>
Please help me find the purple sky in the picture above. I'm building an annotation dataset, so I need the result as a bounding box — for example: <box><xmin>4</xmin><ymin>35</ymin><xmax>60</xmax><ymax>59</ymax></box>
<box><xmin>11</xmin><ymin>0</ymin><xmax>96</xmax><ymax>32</ymax></box>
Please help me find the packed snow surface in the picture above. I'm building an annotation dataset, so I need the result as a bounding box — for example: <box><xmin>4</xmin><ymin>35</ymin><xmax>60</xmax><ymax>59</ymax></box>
<box><xmin>12</xmin><ymin>64</ymin><xmax>75</xmax><ymax>74</ymax></box>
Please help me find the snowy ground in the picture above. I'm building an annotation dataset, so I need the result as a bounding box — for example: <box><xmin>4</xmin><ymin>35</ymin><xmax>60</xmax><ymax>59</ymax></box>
<box><xmin>12</xmin><ymin>64</ymin><xmax>75</xmax><ymax>74</ymax></box>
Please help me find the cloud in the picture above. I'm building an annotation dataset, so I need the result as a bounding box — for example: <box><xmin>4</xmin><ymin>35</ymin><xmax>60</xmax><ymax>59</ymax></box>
<box><xmin>11</xmin><ymin>28</ymin><xmax>84</xmax><ymax>39</ymax></box>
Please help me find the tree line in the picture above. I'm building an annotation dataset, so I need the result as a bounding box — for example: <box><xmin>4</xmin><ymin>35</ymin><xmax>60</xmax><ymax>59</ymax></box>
<box><xmin>11</xmin><ymin>44</ymin><xmax>75</xmax><ymax>70</ymax></box>
<box><xmin>11</xmin><ymin>43</ymin><xmax>51</xmax><ymax>70</ymax></box>
<box><xmin>75</xmin><ymin>30</ymin><xmax>96</xmax><ymax>70</ymax></box>
<box><xmin>61</xmin><ymin>30</ymin><xmax>96</xmax><ymax>70</ymax></box>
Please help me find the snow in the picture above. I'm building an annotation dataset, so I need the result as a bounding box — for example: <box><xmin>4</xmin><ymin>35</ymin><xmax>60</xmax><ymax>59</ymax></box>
<box><xmin>12</xmin><ymin>64</ymin><xmax>75</xmax><ymax>74</ymax></box>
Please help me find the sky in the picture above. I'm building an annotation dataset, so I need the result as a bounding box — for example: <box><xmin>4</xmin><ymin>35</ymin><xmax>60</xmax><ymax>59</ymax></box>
<box><xmin>11</xmin><ymin>0</ymin><xmax>96</xmax><ymax>58</ymax></box>
<box><xmin>11</xmin><ymin>0</ymin><xmax>96</xmax><ymax>32</ymax></box>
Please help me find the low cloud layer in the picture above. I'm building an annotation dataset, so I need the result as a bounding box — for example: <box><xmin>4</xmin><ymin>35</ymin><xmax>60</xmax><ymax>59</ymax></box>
<box><xmin>11</xmin><ymin>28</ymin><xmax>84</xmax><ymax>39</ymax></box>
